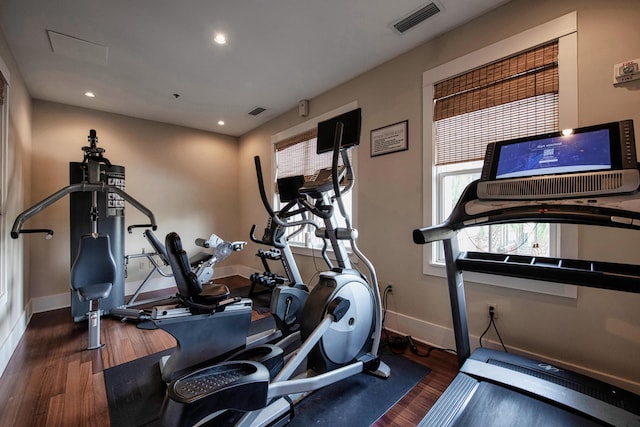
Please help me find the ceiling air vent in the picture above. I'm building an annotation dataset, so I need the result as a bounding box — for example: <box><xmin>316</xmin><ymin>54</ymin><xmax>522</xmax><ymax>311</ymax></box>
<box><xmin>248</xmin><ymin>107</ymin><xmax>266</xmax><ymax>116</ymax></box>
<box><xmin>393</xmin><ymin>2</ymin><xmax>441</xmax><ymax>34</ymax></box>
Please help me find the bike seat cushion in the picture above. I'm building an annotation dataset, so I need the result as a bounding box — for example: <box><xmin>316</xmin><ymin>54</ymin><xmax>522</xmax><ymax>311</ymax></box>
<box><xmin>165</xmin><ymin>231</ymin><xmax>232</xmax><ymax>308</ymax></box>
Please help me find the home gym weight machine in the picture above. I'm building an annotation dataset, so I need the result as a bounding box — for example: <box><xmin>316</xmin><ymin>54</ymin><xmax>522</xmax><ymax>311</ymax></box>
<box><xmin>158</xmin><ymin>108</ymin><xmax>390</xmax><ymax>426</ymax></box>
<box><xmin>413</xmin><ymin>120</ymin><xmax>640</xmax><ymax>426</ymax></box>
<box><xmin>12</xmin><ymin>130</ymin><xmax>157</xmax><ymax>346</ymax></box>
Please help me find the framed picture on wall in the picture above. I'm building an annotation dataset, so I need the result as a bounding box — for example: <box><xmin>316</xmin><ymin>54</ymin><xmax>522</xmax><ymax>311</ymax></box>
<box><xmin>370</xmin><ymin>120</ymin><xmax>408</xmax><ymax>157</ymax></box>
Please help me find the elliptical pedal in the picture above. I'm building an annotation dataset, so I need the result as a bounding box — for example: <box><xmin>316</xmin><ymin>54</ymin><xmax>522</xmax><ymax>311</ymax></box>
<box><xmin>174</xmin><ymin>367</ymin><xmax>250</xmax><ymax>399</ymax></box>
<box><xmin>163</xmin><ymin>361</ymin><xmax>271</xmax><ymax>426</ymax></box>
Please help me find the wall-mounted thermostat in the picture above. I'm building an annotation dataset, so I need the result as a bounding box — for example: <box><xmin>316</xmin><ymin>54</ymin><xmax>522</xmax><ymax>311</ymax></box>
<box><xmin>613</xmin><ymin>58</ymin><xmax>640</xmax><ymax>86</ymax></box>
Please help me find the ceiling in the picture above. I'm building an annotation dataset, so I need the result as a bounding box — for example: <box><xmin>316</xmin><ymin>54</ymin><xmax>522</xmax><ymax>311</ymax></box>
<box><xmin>0</xmin><ymin>0</ymin><xmax>509</xmax><ymax>137</ymax></box>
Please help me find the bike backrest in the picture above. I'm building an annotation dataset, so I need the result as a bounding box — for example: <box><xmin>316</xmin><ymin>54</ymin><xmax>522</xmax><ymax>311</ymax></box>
<box><xmin>165</xmin><ymin>231</ymin><xmax>203</xmax><ymax>297</ymax></box>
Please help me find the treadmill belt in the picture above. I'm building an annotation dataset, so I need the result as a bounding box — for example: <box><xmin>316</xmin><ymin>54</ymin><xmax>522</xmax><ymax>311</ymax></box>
<box><xmin>452</xmin><ymin>382</ymin><xmax>605</xmax><ymax>427</ymax></box>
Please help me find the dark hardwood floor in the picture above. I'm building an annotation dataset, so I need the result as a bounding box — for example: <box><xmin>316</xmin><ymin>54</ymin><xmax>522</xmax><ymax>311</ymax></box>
<box><xmin>0</xmin><ymin>277</ymin><xmax>457</xmax><ymax>426</ymax></box>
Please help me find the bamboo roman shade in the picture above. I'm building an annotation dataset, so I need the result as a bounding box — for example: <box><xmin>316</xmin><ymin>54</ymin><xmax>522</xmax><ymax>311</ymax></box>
<box><xmin>434</xmin><ymin>41</ymin><xmax>559</xmax><ymax>165</ymax></box>
<box><xmin>275</xmin><ymin>128</ymin><xmax>348</xmax><ymax>181</ymax></box>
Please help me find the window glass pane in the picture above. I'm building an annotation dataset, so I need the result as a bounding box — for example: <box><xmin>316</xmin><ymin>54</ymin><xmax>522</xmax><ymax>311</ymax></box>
<box><xmin>436</xmin><ymin>164</ymin><xmax>552</xmax><ymax>262</ymax></box>
<box><xmin>274</xmin><ymin>133</ymin><xmax>353</xmax><ymax>250</ymax></box>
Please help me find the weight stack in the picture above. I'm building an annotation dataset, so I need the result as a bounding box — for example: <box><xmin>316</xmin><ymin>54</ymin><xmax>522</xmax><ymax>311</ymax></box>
<box><xmin>69</xmin><ymin>162</ymin><xmax>126</xmax><ymax>322</ymax></box>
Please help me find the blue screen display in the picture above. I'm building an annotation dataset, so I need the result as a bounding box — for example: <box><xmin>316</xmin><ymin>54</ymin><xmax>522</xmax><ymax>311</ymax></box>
<box><xmin>495</xmin><ymin>129</ymin><xmax>612</xmax><ymax>179</ymax></box>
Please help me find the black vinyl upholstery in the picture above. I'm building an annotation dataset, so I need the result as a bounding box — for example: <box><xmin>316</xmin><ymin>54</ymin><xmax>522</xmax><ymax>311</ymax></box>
<box><xmin>165</xmin><ymin>232</ymin><xmax>231</xmax><ymax>311</ymax></box>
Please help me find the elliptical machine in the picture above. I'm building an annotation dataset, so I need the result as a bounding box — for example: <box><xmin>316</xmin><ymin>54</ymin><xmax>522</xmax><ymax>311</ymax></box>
<box><xmin>160</xmin><ymin>108</ymin><xmax>390</xmax><ymax>426</ymax></box>
<box><xmin>249</xmin><ymin>173</ymin><xmax>321</xmax><ymax>335</ymax></box>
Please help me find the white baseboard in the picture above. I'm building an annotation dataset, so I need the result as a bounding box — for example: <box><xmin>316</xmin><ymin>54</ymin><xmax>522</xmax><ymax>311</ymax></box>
<box><xmin>0</xmin><ymin>306</ymin><xmax>32</xmax><ymax>379</ymax></box>
<box><xmin>384</xmin><ymin>309</ymin><xmax>640</xmax><ymax>396</ymax></box>
<box><xmin>30</xmin><ymin>264</ymin><xmax>253</xmax><ymax>313</ymax></box>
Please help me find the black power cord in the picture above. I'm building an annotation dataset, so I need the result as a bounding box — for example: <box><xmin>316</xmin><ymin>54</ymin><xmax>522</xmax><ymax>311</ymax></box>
<box><xmin>479</xmin><ymin>306</ymin><xmax>508</xmax><ymax>352</ymax></box>
<box><xmin>381</xmin><ymin>284</ymin><xmax>456</xmax><ymax>357</ymax></box>
<box><xmin>407</xmin><ymin>336</ymin><xmax>457</xmax><ymax>358</ymax></box>
<box><xmin>386</xmin><ymin>334</ymin><xmax>457</xmax><ymax>357</ymax></box>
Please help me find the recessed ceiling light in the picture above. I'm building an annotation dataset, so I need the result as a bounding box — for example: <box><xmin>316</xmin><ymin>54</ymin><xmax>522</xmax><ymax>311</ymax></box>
<box><xmin>217</xmin><ymin>120</ymin><xmax>225</xmax><ymax>126</ymax></box>
<box><xmin>85</xmin><ymin>91</ymin><xmax>95</xmax><ymax>98</ymax></box>
<box><xmin>213</xmin><ymin>33</ymin><xmax>227</xmax><ymax>45</ymax></box>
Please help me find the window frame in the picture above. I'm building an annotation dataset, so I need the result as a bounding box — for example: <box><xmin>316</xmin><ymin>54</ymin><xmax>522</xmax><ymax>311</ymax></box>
<box><xmin>422</xmin><ymin>12</ymin><xmax>579</xmax><ymax>298</ymax></box>
<box><xmin>0</xmin><ymin>54</ymin><xmax>10</xmax><ymax>305</ymax></box>
<box><xmin>270</xmin><ymin>101</ymin><xmax>358</xmax><ymax>257</ymax></box>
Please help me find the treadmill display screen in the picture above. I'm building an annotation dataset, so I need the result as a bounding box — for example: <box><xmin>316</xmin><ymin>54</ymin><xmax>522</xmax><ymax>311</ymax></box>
<box><xmin>494</xmin><ymin>129</ymin><xmax>612</xmax><ymax>179</ymax></box>
<box><xmin>481</xmin><ymin>120</ymin><xmax>637</xmax><ymax>182</ymax></box>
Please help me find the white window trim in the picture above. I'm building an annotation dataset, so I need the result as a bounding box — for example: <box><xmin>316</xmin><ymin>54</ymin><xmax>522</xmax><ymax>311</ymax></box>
<box><xmin>422</xmin><ymin>12</ymin><xmax>579</xmax><ymax>298</ymax></box>
<box><xmin>0</xmin><ymin>54</ymin><xmax>10</xmax><ymax>306</ymax></box>
<box><xmin>270</xmin><ymin>101</ymin><xmax>359</xmax><ymax>257</ymax></box>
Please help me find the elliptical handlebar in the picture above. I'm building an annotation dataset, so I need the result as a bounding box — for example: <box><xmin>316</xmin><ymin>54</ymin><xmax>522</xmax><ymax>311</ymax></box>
<box><xmin>254</xmin><ymin>155</ymin><xmax>278</xmax><ymax>221</ymax></box>
<box><xmin>249</xmin><ymin>223</ymin><xmax>283</xmax><ymax>247</ymax></box>
<box><xmin>253</xmin><ymin>156</ymin><xmax>327</xmax><ymax>226</ymax></box>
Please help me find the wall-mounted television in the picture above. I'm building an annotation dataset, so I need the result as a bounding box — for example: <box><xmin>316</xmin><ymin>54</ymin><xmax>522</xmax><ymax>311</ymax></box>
<box><xmin>316</xmin><ymin>108</ymin><xmax>362</xmax><ymax>154</ymax></box>
<box><xmin>477</xmin><ymin>120</ymin><xmax>639</xmax><ymax>200</ymax></box>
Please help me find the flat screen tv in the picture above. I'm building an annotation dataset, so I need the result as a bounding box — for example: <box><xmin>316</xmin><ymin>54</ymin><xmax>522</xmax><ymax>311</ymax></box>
<box><xmin>316</xmin><ymin>108</ymin><xmax>362</xmax><ymax>154</ymax></box>
<box><xmin>477</xmin><ymin>120</ymin><xmax>639</xmax><ymax>200</ymax></box>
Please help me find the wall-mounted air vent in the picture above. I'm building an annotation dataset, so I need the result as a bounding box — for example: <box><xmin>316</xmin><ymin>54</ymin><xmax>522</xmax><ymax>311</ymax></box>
<box><xmin>393</xmin><ymin>2</ymin><xmax>441</xmax><ymax>34</ymax></box>
<box><xmin>248</xmin><ymin>107</ymin><xmax>266</xmax><ymax>116</ymax></box>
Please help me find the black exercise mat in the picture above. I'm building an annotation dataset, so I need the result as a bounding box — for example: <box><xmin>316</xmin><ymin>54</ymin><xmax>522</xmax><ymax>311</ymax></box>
<box><xmin>104</xmin><ymin>349</ymin><xmax>429</xmax><ymax>427</ymax></box>
<box><xmin>290</xmin><ymin>353</ymin><xmax>430</xmax><ymax>426</ymax></box>
<box><xmin>230</xmin><ymin>285</ymin><xmax>272</xmax><ymax>313</ymax></box>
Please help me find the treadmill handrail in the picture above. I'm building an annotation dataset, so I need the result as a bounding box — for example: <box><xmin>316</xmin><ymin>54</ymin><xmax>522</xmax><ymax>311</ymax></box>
<box><xmin>11</xmin><ymin>182</ymin><xmax>157</xmax><ymax>238</ymax></box>
<box><xmin>413</xmin><ymin>179</ymin><xmax>640</xmax><ymax>245</ymax></box>
<box><xmin>412</xmin><ymin>178</ymin><xmax>640</xmax><ymax>364</ymax></box>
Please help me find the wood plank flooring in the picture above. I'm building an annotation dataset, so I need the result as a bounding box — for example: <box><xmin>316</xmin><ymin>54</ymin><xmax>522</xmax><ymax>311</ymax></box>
<box><xmin>0</xmin><ymin>277</ymin><xmax>457</xmax><ymax>426</ymax></box>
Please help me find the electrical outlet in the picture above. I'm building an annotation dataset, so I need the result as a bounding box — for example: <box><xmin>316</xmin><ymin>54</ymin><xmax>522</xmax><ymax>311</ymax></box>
<box><xmin>387</xmin><ymin>282</ymin><xmax>393</xmax><ymax>293</ymax></box>
<box><xmin>488</xmin><ymin>303</ymin><xmax>498</xmax><ymax>319</ymax></box>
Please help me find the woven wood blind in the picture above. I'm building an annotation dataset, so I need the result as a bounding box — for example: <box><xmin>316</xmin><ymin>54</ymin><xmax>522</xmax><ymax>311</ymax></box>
<box><xmin>434</xmin><ymin>41</ymin><xmax>559</xmax><ymax>165</ymax></box>
<box><xmin>434</xmin><ymin>41</ymin><xmax>558</xmax><ymax>120</ymax></box>
<box><xmin>274</xmin><ymin>128</ymin><xmax>318</xmax><ymax>151</ymax></box>
<box><xmin>275</xmin><ymin>129</ymin><xmax>348</xmax><ymax>181</ymax></box>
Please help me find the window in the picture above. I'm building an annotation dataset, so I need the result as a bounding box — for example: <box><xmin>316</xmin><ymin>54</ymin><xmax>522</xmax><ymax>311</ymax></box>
<box><xmin>271</xmin><ymin>102</ymin><xmax>357</xmax><ymax>253</ymax></box>
<box><xmin>433</xmin><ymin>41</ymin><xmax>560</xmax><ymax>263</ymax></box>
<box><xmin>0</xmin><ymin>56</ymin><xmax>9</xmax><ymax>304</ymax></box>
<box><xmin>422</xmin><ymin>13</ymin><xmax>578</xmax><ymax>297</ymax></box>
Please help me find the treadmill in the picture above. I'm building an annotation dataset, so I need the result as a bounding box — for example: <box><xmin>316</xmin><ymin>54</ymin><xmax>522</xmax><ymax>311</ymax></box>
<box><xmin>413</xmin><ymin>120</ymin><xmax>640</xmax><ymax>426</ymax></box>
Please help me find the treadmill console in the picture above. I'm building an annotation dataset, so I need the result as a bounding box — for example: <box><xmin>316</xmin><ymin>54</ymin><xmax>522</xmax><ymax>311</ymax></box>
<box><xmin>477</xmin><ymin>120</ymin><xmax>639</xmax><ymax>200</ymax></box>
